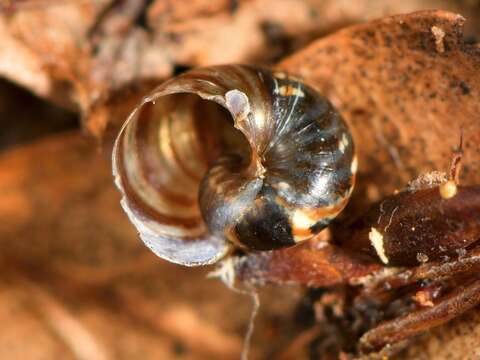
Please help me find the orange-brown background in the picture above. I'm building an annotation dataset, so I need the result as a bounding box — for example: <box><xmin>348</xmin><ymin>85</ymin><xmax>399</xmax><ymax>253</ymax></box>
<box><xmin>1</xmin><ymin>1</ymin><xmax>480</xmax><ymax>359</ymax></box>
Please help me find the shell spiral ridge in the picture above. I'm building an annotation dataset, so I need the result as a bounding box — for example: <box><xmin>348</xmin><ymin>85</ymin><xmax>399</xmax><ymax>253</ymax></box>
<box><xmin>113</xmin><ymin>65</ymin><xmax>356</xmax><ymax>265</ymax></box>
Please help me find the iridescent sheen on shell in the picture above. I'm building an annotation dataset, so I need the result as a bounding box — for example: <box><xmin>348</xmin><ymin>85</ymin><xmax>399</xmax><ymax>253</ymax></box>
<box><xmin>113</xmin><ymin>65</ymin><xmax>356</xmax><ymax>266</ymax></box>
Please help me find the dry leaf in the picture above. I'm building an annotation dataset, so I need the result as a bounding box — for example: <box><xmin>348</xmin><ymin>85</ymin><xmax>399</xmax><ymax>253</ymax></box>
<box><xmin>281</xmin><ymin>10</ymin><xmax>480</xmax><ymax>213</ymax></box>
<box><xmin>0</xmin><ymin>132</ymin><xmax>304</xmax><ymax>359</ymax></box>
<box><xmin>2</xmin><ymin>3</ymin><xmax>480</xmax><ymax>359</ymax></box>
<box><xmin>1</xmin><ymin>0</ymin><xmax>479</xmax><ymax>137</ymax></box>
<box><xmin>240</xmin><ymin>10</ymin><xmax>480</xmax><ymax>358</ymax></box>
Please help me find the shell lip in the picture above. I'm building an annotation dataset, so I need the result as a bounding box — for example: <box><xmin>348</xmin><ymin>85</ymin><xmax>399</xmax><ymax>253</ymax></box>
<box><xmin>111</xmin><ymin>90</ymin><xmax>234</xmax><ymax>266</ymax></box>
<box><xmin>144</xmin><ymin>80</ymin><xmax>266</xmax><ymax>180</ymax></box>
<box><xmin>113</xmin><ymin>176</ymin><xmax>231</xmax><ymax>266</ymax></box>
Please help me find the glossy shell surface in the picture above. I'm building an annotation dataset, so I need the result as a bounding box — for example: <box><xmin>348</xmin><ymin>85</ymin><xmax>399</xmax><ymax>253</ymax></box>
<box><xmin>113</xmin><ymin>65</ymin><xmax>356</xmax><ymax>265</ymax></box>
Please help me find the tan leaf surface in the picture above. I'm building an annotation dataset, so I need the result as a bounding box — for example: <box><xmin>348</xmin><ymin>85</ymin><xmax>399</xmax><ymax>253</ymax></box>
<box><xmin>1</xmin><ymin>0</ymin><xmax>479</xmax><ymax>136</ymax></box>
<box><xmin>0</xmin><ymin>132</ymin><xmax>303</xmax><ymax>359</ymax></box>
<box><xmin>281</xmin><ymin>10</ymin><xmax>480</xmax><ymax>213</ymax></box>
<box><xmin>244</xmin><ymin>10</ymin><xmax>480</xmax><ymax>358</ymax></box>
<box><xmin>2</xmin><ymin>3</ymin><xmax>480</xmax><ymax>359</ymax></box>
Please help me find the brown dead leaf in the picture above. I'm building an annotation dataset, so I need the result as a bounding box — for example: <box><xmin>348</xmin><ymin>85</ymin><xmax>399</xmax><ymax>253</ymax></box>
<box><xmin>281</xmin><ymin>10</ymin><xmax>480</xmax><ymax>214</ymax></box>
<box><xmin>0</xmin><ymin>132</ymin><xmax>149</xmax><ymax>283</ymax></box>
<box><xmin>2</xmin><ymin>4</ymin><xmax>480</xmax><ymax>360</ymax></box>
<box><xmin>240</xmin><ymin>10</ymin><xmax>480</xmax><ymax>358</ymax></box>
<box><xmin>0</xmin><ymin>0</ymin><xmax>109</xmax><ymax>110</ymax></box>
<box><xmin>0</xmin><ymin>132</ymin><xmax>304</xmax><ymax>359</ymax></box>
<box><xmin>242</xmin><ymin>8</ymin><xmax>480</xmax><ymax>287</ymax></box>
<box><xmin>2</xmin><ymin>0</ymin><xmax>480</xmax><ymax>138</ymax></box>
<box><xmin>0</xmin><ymin>0</ymin><xmax>171</xmax><ymax>114</ymax></box>
<box><xmin>403</xmin><ymin>310</ymin><xmax>480</xmax><ymax>359</ymax></box>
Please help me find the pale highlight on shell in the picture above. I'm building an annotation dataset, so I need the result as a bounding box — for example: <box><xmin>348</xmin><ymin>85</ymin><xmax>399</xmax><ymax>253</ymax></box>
<box><xmin>113</xmin><ymin>65</ymin><xmax>355</xmax><ymax>266</ymax></box>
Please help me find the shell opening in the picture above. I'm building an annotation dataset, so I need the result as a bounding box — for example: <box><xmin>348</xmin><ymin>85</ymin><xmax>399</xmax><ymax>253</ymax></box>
<box><xmin>113</xmin><ymin>89</ymin><xmax>257</xmax><ymax>265</ymax></box>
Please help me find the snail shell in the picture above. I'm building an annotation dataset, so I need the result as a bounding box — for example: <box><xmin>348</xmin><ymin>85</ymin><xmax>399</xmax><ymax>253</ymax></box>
<box><xmin>113</xmin><ymin>65</ymin><xmax>356</xmax><ymax>266</ymax></box>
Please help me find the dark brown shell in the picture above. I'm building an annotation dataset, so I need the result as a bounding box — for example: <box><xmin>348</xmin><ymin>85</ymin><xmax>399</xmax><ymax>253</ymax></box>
<box><xmin>113</xmin><ymin>65</ymin><xmax>355</xmax><ymax>265</ymax></box>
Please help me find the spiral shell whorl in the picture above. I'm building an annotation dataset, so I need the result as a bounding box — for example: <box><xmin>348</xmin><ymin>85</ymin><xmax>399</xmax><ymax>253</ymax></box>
<box><xmin>113</xmin><ymin>65</ymin><xmax>356</xmax><ymax>265</ymax></box>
